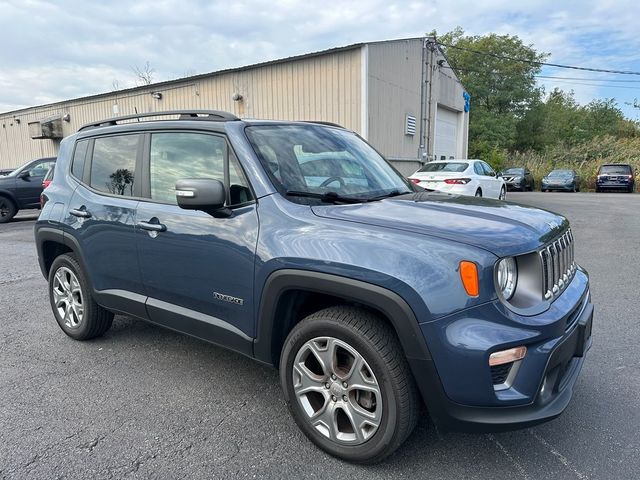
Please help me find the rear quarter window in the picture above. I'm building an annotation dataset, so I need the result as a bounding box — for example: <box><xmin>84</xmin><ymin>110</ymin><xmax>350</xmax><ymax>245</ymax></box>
<box><xmin>90</xmin><ymin>135</ymin><xmax>140</xmax><ymax>196</ymax></box>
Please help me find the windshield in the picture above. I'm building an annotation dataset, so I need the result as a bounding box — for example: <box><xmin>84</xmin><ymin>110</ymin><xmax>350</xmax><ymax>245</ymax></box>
<box><xmin>246</xmin><ymin>125</ymin><xmax>412</xmax><ymax>201</ymax></box>
<box><xmin>600</xmin><ymin>165</ymin><xmax>631</xmax><ymax>175</ymax></box>
<box><xmin>503</xmin><ymin>168</ymin><xmax>524</xmax><ymax>175</ymax></box>
<box><xmin>4</xmin><ymin>160</ymin><xmax>32</xmax><ymax>177</ymax></box>
<box><xmin>548</xmin><ymin>170</ymin><xmax>572</xmax><ymax>178</ymax></box>
<box><xmin>418</xmin><ymin>162</ymin><xmax>468</xmax><ymax>173</ymax></box>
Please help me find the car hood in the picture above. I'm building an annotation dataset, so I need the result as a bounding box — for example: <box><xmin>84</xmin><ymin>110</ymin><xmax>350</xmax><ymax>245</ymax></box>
<box><xmin>311</xmin><ymin>192</ymin><xmax>568</xmax><ymax>257</ymax></box>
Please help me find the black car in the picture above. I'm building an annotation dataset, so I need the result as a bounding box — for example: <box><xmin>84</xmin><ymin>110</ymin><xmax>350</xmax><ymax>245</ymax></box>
<box><xmin>500</xmin><ymin>167</ymin><xmax>535</xmax><ymax>191</ymax></box>
<box><xmin>596</xmin><ymin>164</ymin><xmax>635</xmax><ymax>193</ymax></box>
<box><xmin>541</xmin><ymin>169</ymin><xmax>580</xmax><ymax>192</ymax></box>
<box><xmin>0</xmin><ymin>157</ymin><xmax>56</xmax><ymax>223</ymax></box>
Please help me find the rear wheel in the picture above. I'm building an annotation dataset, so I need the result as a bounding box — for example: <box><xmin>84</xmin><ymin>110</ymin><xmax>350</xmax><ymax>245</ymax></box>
<box><xmin>0</xmin><ymin>196</ymin><xmax>17</xmax><ymax>223</ymax></box>
<box><xmin>280</xmin><ymin>306</ymin><xmax>419</xmax><ymax>463</ymax></box>
<box><xmin>48</xmin><ymin>254</ymin><xmax>113</xmax><ymax>340</ymax></box>
<box><xmin>475</xmin><ymin>189</ymin><xmax>482</xmax><ymax>197</ymax></box>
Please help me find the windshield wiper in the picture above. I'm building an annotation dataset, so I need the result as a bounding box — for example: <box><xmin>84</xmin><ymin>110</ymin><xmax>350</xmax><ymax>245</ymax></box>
<box><xmin>285</xmin><ymin>190</ymin><xmax>369</xmax><ymax>204</ymax></box>
<box><xmin>368</xmin><ymin>189</ymin><xmax>413</xmax><ymax>201</ymax></box>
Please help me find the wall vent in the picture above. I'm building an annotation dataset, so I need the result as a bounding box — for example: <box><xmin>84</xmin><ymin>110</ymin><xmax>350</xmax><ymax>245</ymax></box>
<box><xmin>405</xmin><ymin>114</ymin><xmax>416</xmax><ymax>136</ymax></box>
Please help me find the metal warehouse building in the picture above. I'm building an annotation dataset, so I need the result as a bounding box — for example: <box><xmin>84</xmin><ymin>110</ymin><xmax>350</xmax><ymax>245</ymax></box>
<box><xmin>0</xmin><ymin>37</ymin><xmax>468</xmax><ymax>176</ymax></box>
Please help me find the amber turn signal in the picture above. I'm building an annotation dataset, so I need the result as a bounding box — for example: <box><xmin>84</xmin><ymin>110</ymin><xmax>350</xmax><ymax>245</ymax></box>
<box><xmin>459</xmin><ymin>261</ymin><xmax>479</xmax><ymax>297</ymax></box>
<box><xmin>489</xmin><ymin>346</ymin><xmax>527</xmax><ymax>366</ymax></box>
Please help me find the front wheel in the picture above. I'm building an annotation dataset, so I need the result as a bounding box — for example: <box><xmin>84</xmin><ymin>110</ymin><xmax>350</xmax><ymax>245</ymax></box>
<box><xmin>49</xmin><ymin>254</ymin><xmax>114</xmax><ymax>340</ymax></box>
<box><xmin>499</xmin><ymin>186</ymin><xmax>506</xmax><ymax>200</ymax></box>
<box><xmin>280</xmin><ymin>306</ymin><xmax>419</xmax><ymax>463</ymax></box>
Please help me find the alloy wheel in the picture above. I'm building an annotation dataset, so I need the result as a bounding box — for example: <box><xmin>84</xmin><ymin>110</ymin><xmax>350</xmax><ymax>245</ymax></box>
<box><xmin>52</xmin><ymin>267</ymin><xmax>84</xmax><ymax>329</ymax></box>
<box><xmin>292</xmin><ymin>336</ymin><xmax>382</xmax><ymax>445</ymax></box>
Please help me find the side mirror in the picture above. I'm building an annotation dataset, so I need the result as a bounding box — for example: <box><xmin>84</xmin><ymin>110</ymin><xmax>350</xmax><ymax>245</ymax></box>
<box><xmin>175</xmin><ymin>178</ymin><xmax>231</xmax><ymax>217</ymax></box>
<box><xmin>17</xmin><ymin>170</ymin><xmax>30</xmax><ymax>179</ymax></box>
<box><xmin>496</xmin><ymin>172</ymin><xmax>503</xmax><ymax>177</ymax></box>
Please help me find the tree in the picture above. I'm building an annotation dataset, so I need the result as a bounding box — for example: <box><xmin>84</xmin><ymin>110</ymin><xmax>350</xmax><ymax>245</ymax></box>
<box><xmin>433</xmin><ymin>27</ymin><xmax>547</xmax><ymax>156</ymax></box>
<box><xmin>132</xmin><ymin>61</ymin><xmax>155</xmax><ymax>86</ymax></box>
<box><xmin>108</xmin><ymin>169</ymin><xmax>134</xmax><ymax>196</ymax></box>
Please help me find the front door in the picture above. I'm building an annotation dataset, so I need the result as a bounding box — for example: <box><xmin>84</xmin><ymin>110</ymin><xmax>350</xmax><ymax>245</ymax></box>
<box><xmin>135</xmin><ymin>131</ymin><xmax>258</xmax><ymax>353</ymax></box>
<box><xmin>16</xmin><ymin>158</ymin><xmax>55</xmax><ymax>207</ymax></box>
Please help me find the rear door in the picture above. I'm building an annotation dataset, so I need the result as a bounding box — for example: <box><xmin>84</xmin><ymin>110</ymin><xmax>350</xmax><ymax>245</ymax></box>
<box><xmin>481</xmin><ymin>162</ymin><xmax>501</xmax><ymax>198</ymax></box>
<box><xmin>64</xmin><ymin>134</ymin><xmax>146</xmax><ymax>317</ymax></box>
<box><xmin>135</xmin><ymin>131</ymin><xmax>258</xmax><ymax>352</ymax></box>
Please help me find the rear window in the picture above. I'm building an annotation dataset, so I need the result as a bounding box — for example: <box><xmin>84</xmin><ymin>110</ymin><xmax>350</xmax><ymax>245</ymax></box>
<box><xmin>599</xmin><ymin>165</ymin><xmax>631</xmax><ymax>175</ymax></box>
<box><xmin>418</xmin><ymin>162</ymin><xmax>468</xmax><ymax>173</ymax></box>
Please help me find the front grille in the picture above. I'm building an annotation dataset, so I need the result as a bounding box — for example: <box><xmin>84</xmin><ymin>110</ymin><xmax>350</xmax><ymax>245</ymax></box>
<box><xmin>491</xmin><ymin>363</ymin><xmax>512</xmax><ymax>385</ymax></box>
<box><xmin>539</xmin><ymin>229</ymin><xmax>576</xmax><ymax>300</ymax></box>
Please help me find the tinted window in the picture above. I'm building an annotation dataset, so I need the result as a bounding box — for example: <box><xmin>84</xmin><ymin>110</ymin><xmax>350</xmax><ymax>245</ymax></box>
<box><xmin>27</xmin><ymin>159</ymin><xmax>55</xmax><ymax>177</ymax></box>
<box><xmin>599</xmin><ymin>165</ymin><xmax>631</xmax><ymax>175</ymax></box>
<box><xmin>418</xmin><ymin>162</ymin><xmax>468</xmax><ymax>173</ymax></box>
<box><xmin>473</xmin><ymin>163</ymin><xmax>483</xmax><ymax>175</ymax></box>
<box><xmin>90</xmin><ymin>135</ymin><xmax>139</xmax><ymax>196</ymax></box>
<box><xmin>149</xmin><ymin>132</ymin><xmax>251</xmax><ymax>205</ymax></box>
<box><xmin>71</xmin><ymin>140</ymin><xmax>89</xmax><ymax>180</ymax></box>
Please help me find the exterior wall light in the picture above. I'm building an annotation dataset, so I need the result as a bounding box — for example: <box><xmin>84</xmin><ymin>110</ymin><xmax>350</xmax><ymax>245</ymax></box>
<box><xmin>151</xmin><ymin>92</ymin><xmax>163</xmax><ymax>100</ymax></box>
<box><xmin>232</xmin><ymin>93</ymin><xmax>243</xmax><ymax>101</ymax></box>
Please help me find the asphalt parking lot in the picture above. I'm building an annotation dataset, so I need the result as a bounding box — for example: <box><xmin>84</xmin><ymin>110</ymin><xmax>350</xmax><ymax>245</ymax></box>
<box><xmin>1</xmin><ymin>192</ymin><xmax>638</xmax><ymax>479</ymax></box>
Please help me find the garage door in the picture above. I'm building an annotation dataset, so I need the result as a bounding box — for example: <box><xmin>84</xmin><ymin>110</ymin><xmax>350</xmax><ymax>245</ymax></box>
<box><xmin>434</xmin><ymin>107</ymin><xmax>459</xmax><ymax>160</ymax></box>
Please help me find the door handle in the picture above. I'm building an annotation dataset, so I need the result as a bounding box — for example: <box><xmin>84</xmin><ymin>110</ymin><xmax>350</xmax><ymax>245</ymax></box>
<box><xmin>69</xmin><ymin>207</ymin><xmax>91</xmax><ymax>218</ymax></box>
<box><xmin>137</xmin><ymin>220</ymin><xmax>167</xmax><ymax>232</ymax></box>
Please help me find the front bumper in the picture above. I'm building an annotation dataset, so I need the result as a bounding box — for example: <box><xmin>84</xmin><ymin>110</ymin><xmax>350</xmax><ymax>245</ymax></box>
<box><xmin>410</xmin><ymin>268</ymin><xmax>592</xmax><ymax>432</ymax></box>
<box><xmin>505</xmin><ymin>181</ymin><xmax>524</xmax><ymax>191</ymax></box>
<box><xmin>542</xmin><ymin>182</ymin><xmax>573</xmax><ymax>191</ymax></box>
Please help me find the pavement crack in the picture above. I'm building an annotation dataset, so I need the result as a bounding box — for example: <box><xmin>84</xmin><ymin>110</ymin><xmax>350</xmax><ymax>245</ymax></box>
<box><xmin>528</xmin><ymin>429</ymin><xmax>590</xmax><ymax>479</ymax></box>
<box><xmin>486</xmin><ymin>434</ymin><xmax>530</xmax><ymax>480</ymax></box>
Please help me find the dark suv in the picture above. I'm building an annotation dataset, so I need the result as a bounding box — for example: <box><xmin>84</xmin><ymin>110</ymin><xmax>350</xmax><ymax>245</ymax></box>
<box><xmin>35</xmin><ymin>111</ymin><xmax>593</xmax><ymax>463</ymax></box>
<box><xmin>596</xmin><ymin>164</ymin><xmax>635</xmax><ymax>192</ymax></box>
<box><xmin>0</xmin><ymin>157</ymin><xmax>56</xmax><ymax>222</ymax></box>
<box><xmin>500</xmin><ymin>167</ymin><xmax>535</xmax><ymax>191</ymax></box>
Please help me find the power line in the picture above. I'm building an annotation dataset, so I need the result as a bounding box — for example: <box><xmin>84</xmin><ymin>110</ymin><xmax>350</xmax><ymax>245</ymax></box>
<box><xmin>437</xmin><ymin>41</ymin><xmax>640</xmax><ymax>76</ymax></box>
<box><xmin>536</xmin><ymin>75</ymin><xmax>640</xmax><ymax>83</ymax></box>
<box><xmin>442</xmin><ymin>65</ymin><xmax>640</xmax><ymax>90</ymax></box>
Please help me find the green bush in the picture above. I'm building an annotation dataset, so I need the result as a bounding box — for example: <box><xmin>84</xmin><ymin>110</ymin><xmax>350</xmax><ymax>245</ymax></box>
<box><xmin>507</xmin><ymin>136</ymin><xmax>640</xmax><ymax>190</ymax></box>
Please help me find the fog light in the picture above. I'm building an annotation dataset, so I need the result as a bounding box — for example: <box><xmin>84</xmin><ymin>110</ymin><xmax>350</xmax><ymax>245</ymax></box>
<box><xmin>489</xmin><ymin>346</ymin><xmax>527</xmax><ymax>366</ymax></box>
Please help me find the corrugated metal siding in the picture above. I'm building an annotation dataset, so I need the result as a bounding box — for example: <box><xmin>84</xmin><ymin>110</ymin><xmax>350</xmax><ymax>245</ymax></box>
<box><xmin>366</xmin><ymin>39</ymin><xmax>423</xmax><ymax>161</ymax></box>
<box><xmin>0</xmin><ymin>49</ymin><xmax>362</xmax><ymax>169</ymax></box>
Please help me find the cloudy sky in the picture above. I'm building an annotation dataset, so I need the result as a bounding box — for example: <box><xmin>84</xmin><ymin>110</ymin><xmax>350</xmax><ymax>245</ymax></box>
<box><xmin>1</xmin><ymin>0</ymin><xmax>639</xmax><ymax>119</ymax></box>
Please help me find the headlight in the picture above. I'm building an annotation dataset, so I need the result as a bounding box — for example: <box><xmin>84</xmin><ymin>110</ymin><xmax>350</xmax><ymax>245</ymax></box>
<box><xmin>497</xmin><ymin>257</ymin><xmax>517</xmax><ymax>300</ymax></box>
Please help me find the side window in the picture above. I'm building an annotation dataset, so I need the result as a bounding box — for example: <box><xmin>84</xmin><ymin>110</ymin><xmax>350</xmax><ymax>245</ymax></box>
<box><xmin>90</xmin><ymin>135</ymin><xmax>139</xmax><ymax>196</ymax></box>
<box><xmin>482</xmin><ymin>162</ymin><xmax>495</xmax><ymax>176</ymax></box>
<box><xmin>71</xmin><ymin>140</ymin><xmax>89</xmax><ymax>180</ymax></box>
<box><xmin>27</xmin><ymin>160</ymin><xmax>55</xmax><ymax>177</ymax></box>
<box><xmin>149</xmin><ymin>132</ymin><xmax>252</xmax><ymax>205</ymax></box>
<box><xmin>473</xmin><ymin>163</ymin><xmax>483</xmax><ymax>175</ymax></box>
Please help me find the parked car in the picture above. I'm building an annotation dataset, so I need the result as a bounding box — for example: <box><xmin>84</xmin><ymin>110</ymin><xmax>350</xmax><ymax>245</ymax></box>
<box><xmin>0</xmin><ymin>157</ymin><xmax>56</xmax><ymax>223</ymax></box>
<box><xmin>500</xmin><ymin>167</ymin><xmax>535</xmax><ymax>191</ymax></box>
<box><xmin>35</xmin><ymin>111</ymin><xmax>593</xmax><ymax>463</ymax></box>
<box><xmin>408</xmin><ymin>159</ymin><xmax>506</xmax><ymax>199</ymax></box>
<box><xmin>541</xmin><ymin>169</ymin><xmax>580</xmax><ymax>192</ymax></box>
<box><xmin>595</xmin><ymin>164</ymin><xmax>635</xmax><ymax>192</ymax></box>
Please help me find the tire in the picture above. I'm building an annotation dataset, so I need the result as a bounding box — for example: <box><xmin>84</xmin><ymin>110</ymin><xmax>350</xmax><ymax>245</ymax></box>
<box><xmin>475</xmin><ymin>189</ymin><xmax>482</xmax><ymax>197</ymax></box>
<box><xmin>499</xmin><ymin>186</ymin><xmax>506</xmax><ymax>200</ymax></box>
<box><xmin>48</xmin><ymin>253</ymin><xmax>113</xmax><ymax>340</ymax></box>
<box><xmin>0</xmin><ymin>196</ymin><xmax>17</xmax><ymax>223</ymax></box>
<box><xmin>280</xmin><ymin>306</ymin><xmax>419</xmax><ymax>463</ymax></box>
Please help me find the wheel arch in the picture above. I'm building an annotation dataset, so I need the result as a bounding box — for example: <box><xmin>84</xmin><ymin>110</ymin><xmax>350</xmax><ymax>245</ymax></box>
<box><xmin>253</xmin><ymin>269</ymin><xmax>432</xmax><ymax>368</ymax></box>
<box><xmin>35</xmin><ymin>227</ymin><xmax>86</xmax><ymax>280</ymax></box>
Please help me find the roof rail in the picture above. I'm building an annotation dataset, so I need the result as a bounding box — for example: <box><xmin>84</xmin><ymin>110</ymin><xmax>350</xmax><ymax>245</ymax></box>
<box><xmin>301</xmin><ymin>120</ymin><xmax>345</xmax><ymax>129</ymax></box>
<box><xmin>78</xmin><ymin>110</ymin><xmax>240</xmax><ymax>131</ymax></box>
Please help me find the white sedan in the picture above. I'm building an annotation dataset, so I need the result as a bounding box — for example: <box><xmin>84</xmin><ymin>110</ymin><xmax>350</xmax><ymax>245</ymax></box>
<box><xmin>408</xmin><ymin>159</ymin><xmax>506</xmax><ymax>200</ymax></box>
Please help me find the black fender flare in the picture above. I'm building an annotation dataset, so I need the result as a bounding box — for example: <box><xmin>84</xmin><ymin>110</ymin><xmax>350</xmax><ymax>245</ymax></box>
<box><xmin>253</xmin><ymin>269</ymin><xmax>432</xmax><ymax>366</ymax></box>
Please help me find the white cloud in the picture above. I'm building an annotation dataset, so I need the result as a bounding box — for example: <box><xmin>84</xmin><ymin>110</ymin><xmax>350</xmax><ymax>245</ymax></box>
<box><xmin>1</xmin><ymin>0</ymin><xmax>639</xmax><ymax>117</ymax></box>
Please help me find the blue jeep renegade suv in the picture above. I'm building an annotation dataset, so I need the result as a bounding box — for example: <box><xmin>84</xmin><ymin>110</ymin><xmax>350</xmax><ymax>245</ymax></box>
<box><xmin>35</xmin><ymin>111</ymin><xmax>593</xmax><ymax>463</ymax></box>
